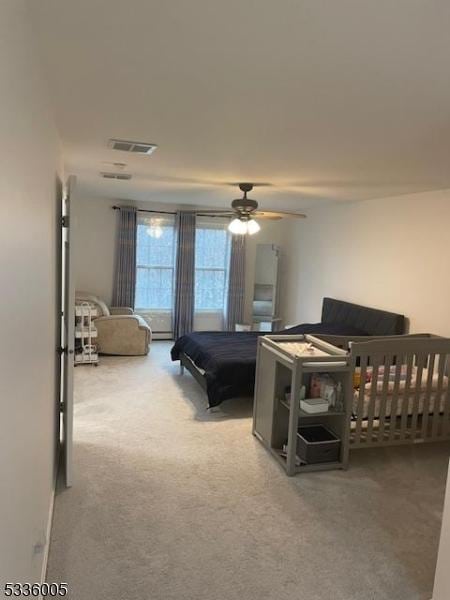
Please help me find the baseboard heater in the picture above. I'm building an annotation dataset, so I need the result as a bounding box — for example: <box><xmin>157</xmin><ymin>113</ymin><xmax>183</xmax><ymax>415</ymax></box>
<box><xmin>152</xmin><ymin>331</ymin><xmax>174</xmax><ymax>341</ymax></box>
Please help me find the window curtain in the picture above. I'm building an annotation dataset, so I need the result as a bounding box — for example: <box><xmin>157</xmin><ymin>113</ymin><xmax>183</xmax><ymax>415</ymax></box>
<box><xmin>173</xmin><ymin>212</ymin><xmax>196</xmax><ymax>339</ymax></box>
<box><xmin>226</xmin><ymin>234</ymin><xmax>246</xmax><ymax>330</ymax></box>
<box><xmin>112</xmin><ymin>206</ymin><xmax>137</xmax><ymax>308</ymax></box>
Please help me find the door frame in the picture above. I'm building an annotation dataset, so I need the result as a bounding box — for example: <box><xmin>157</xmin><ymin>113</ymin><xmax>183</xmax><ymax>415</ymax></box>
<box><xmin>61</xmin><ymin>175</ymin><xmax>76</xmax><ymax>487</ymax></box>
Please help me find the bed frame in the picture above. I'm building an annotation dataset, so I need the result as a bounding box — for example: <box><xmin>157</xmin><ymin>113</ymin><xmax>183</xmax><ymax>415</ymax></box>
<box><xmin>321</xmin><ymin>297</ymin><xmax>405</xmax><ymax>335</ymax></box>
<box><xmin>179</xmin><ymin>351</ymin><xmax>208</xmax><ymax>392</ymax></box>
<box><xmin>347</xmin><ymin>335</ymin><xmax>450</xmax><ymax>448</ymax></box>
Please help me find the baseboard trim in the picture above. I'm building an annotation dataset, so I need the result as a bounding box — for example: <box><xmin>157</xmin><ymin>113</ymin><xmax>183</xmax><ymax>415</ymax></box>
<box><xmin>40</xmin><ymin>484</ymin><xmax>56</xmax><ymax>586</ymax></box>
<box><xmin>152</xmin><ymin>333</ymin><xmax>174</xmax><ymax>340</ymax></box>
<box><xmin>40</xmin><ymin>443</ymin><xmax>60</xmax><ymax>589</ymax></box>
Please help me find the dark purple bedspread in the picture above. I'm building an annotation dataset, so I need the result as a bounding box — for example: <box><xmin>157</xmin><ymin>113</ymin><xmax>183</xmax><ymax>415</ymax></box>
<box><xmin>171</xmin><ymin>323</ymin><xmax>367</xmax><ymax>407</ymax></box>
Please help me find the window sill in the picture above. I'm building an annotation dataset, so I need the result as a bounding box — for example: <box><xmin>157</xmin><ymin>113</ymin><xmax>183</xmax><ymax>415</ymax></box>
<box><xmin>135</xmin><ymin>309</ymin><xmax>225</xmax><ymax>315</ymax></box>
<box><xmin>135</xmin><ymin>308</ymin><xmax>172</xmax><ymax>314</ymax></box>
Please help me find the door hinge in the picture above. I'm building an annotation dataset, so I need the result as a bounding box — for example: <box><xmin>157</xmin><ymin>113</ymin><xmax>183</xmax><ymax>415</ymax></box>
<box><xmin>58</xmin><ymin>346</ymin><xmax>74</xmax><ymax>355</ymax></box>
<box><xmin>61</xmin><ymin>215</ymin><xmax>69</xmax><ymax>228</ymax></box>
<box><xmin>60</xmin><ymin>401</ymin><xmax>65</xmax><ymax>412</ymax></box>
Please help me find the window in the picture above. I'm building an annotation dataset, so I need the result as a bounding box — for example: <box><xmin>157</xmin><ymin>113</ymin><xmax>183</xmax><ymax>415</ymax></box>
<box><xmin>195</xmin><ymin>218</ymin><xmax>230</xmax><ymax>311</ymax></box>
<box><xmin>135</xmin><ymin>214</ymin><xmax>231</xmax><ymax>321</ymax></box>
<box><xmin>135</xmin><ymin>214</ymin><xmax>176</xmax><ymax>310</ymax></box>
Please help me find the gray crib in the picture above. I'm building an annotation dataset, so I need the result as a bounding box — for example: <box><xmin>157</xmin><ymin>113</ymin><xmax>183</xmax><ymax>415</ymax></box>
<box><xmin>321</xmin><ymin>334</ymin><xmax>450</xmax><ymax>448</ymax></box>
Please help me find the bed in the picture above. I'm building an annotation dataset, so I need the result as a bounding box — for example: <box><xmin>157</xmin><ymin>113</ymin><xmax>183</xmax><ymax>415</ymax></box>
<box><xmin>170</xmin><ymin>297</ymin><xmax>406</xmax><ymax>407</ymax></box>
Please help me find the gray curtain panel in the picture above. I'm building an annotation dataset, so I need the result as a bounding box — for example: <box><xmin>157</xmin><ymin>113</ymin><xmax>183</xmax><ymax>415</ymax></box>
<box><xmin>226</xmin><ymin>234</ymin><xmax>246</xmax><ymax>331</ymax></box>
<box><xmin>112</xmin><ymin>206</ymin><xmax>137</xmax><ymax>308</ymax></box>
<box><xmin>173</xmin><ymin>212</ymin><xmax>196</xmax><ymax>339</ymax></box>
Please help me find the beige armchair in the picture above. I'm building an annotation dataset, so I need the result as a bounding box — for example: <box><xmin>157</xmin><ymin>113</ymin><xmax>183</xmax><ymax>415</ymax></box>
<box><xmin>75</xmin><ymin>293</ymin><xmax>151</xmax><ymax>356</ymax></box>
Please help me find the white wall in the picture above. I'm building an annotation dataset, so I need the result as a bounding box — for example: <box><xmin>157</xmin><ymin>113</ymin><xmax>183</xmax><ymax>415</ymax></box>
<box><xmin>74</xmin><ymin>195</ymin><xmax>291</xmax><ymax>329</ymax></box>
<box><xmin>284</xmin><ymin>189</ymin><xmax>450</xmax><ymax>336</ymax></box>
<box><xmin>74</xmin><ymin>196</ymin><xmax>117</xmax><ymax>304</ymax></box>
<box><xmin>0</xmin><ymin>1</ymin><xmax>62</xmax><ymax>583</ymax></box>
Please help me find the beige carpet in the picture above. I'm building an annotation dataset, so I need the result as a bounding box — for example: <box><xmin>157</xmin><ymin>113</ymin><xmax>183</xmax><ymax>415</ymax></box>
<box><xmin>48</xmin><ymin>341</ymin><xmax>449</xmax><ymax>600</ymax></box>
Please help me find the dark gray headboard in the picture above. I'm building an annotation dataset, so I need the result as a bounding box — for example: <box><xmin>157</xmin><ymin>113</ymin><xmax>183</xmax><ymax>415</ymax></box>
<box><xmin>321</xmin><ymin>297</ymin><xmax>405</xmax><ymax>336</ymax></box>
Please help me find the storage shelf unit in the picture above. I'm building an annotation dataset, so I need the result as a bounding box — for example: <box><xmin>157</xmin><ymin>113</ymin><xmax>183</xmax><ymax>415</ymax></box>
<box><xmin>74</xmin><ymin>302</ymin><xmax>98</xmax><ymax>366</ymax></box>
<box><xmin>252</xmin><ymin>334</ymin><xmax>352</xmax><ymax>476</ymax></box>
<box><xmin>75</xmin><ymin>328</ymin><xmax>98</xmax><ymax>338</ymax></box>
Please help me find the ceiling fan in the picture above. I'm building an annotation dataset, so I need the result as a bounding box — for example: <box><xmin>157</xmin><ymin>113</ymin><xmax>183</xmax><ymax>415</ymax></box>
<box><xmin>194</xmin><ymin>183</ymin><xmax>306</xmax><ymax>235</ymax></box>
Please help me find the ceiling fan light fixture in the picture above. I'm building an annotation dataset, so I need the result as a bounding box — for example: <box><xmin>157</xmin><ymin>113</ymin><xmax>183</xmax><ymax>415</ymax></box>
<box><xmin>146</xmin><ymin>218</ymin><xmax>164</xmax><ymax>238</ymax></box>
<box><xmin>228</xmin><ymin>217</ymin><xmax>248</xmax><ymax>234</ymax></box>
<box><xmin>247</xmin><ymin>218</ymin><xmax>260</xmax><ymax>235</ymax></box>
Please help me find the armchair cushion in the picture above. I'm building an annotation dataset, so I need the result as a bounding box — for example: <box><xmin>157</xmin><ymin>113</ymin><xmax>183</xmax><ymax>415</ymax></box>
<box><xmin>95</xmin><ymin>314</ymin><xmax>151</xmax><ymax>356</ymax></box>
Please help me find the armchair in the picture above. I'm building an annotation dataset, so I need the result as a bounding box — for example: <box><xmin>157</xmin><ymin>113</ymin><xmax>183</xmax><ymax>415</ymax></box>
<box><xmin>75</xmin><ymin>293</ymin><xmax>152</xmax><ymax>356</ymax></box>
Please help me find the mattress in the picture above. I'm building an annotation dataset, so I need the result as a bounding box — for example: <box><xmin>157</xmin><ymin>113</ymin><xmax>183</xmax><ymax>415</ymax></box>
<box><xmin>353</xmin><ymin>389</ymin><xmax>449</xmax><ymax>420</ymax></box>
<box><xmin>352</xmin><ymin>366</ymin><xmax>449</xmax><ymax>419</ymax></box>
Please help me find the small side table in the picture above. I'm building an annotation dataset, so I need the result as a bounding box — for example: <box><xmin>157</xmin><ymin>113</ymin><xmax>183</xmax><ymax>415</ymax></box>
<box><xmin>235</xmin><ymin>323</ymin><xmax>252</xmax><ymax>332</ymax></box>
<box><xmin>252</xmin><ymin>317</ymin><xmax>282</xmax><ymax>332</ymax></box>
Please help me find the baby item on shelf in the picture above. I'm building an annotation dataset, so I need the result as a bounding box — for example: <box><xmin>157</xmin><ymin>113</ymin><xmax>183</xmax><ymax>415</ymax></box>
<box><xmin>284</xmin><ymin>382</ymin><xmax>334</xmax><ymax>414</ymax></box>
<box><xmin>310</xmin><ymin>373</ymin><xmax>322</xmax><ymax>397</ymax></box>
<box><xmin>310</xmin><ymin>373</ymin><xmax>338</xmax><ymax>407</ymax></box>
<box><xmin>300</xmin><ymin>397</ymin><xmax>330</xmax><ymax>414</ymax></box>
<box><xmin>322</xmin><ymin>382</ymin><xmax>336</xmax><ymax>408</ymax></box>
<box><xmin>284</xmin><ymin>384</ymin><xmax>306</xmax><ymax>407</ymax></box>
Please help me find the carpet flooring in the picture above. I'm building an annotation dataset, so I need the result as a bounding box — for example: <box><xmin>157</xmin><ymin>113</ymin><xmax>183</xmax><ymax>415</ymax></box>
<box><xmin>47</xmin><ymin>341</ymin><xmax>450</xmax><ymax>600</ymax></box>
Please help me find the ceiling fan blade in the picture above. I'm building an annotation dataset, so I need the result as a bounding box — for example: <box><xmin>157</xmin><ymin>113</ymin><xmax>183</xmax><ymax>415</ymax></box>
<box><xmin>195</xmin><ymin>210</ymin><xmax>234</xmax><ymax>216</ymax></box>
<box><xmin>254</xmin><ymin>210</ymin><xmax>306</xmax><ymax>219</ymax></box>
<box><xmin>254</xmin><ymin>214</ymin><xmax>282</xmax><ymax>220</ymax></box>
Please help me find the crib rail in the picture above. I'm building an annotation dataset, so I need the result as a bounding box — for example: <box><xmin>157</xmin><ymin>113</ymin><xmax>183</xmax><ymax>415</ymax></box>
<box><xmin>348</xmin><ymin>337</ymin><xmax>450</xmax><ymax>448</ymax></box>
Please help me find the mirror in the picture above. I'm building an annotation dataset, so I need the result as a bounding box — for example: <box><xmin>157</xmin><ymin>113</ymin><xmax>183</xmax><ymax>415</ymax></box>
<box><xmin>252</xmin><ymin>244</ymin><xmax>280</xmax><ymax>331</ymax></box>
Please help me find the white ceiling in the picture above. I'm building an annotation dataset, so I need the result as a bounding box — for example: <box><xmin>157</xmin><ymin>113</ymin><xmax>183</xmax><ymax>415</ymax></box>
<box><xmin>30</xmin><ymin>0</ymin><xmax>450</xmax><ymax>211</ymax></box>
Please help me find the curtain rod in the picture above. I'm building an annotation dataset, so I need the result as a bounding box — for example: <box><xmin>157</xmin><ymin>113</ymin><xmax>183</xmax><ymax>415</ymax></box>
<box><xmin>113</xmin><ymin>205</ymin><xmax>175</xmax><ymax>215</ymax></box>
<box><xmin>112</xmin><ymin>205</ymin><xmax>230</xmax><ymax>218</ymax></box>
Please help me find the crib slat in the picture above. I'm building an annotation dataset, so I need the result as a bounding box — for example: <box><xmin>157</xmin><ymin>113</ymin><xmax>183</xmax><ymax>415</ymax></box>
<box><xmin>410</xmin><ymin>354</ymin><xmax>425</xmax><ymax>440</ymax></box>
<box><xmin>399</xmin><ymin>354</ymin><xmax>414</xmax><ymax>441</ymax></box>
<box><xmin>366</xmin><ymin>355</ymin><xmax>382</xmax><ymax>443</ymax></box>
<box><xmin>354</xmin><ymin>355</ymin><xmax>368</xmax><ymax>445</ymax></box>
<box><xmin>441</xmin><ymin>354</ymin><xmax>450</xmax><ymax>438</ymax></box>
<box><xmin>389</xmin><ymin>354</ymin><xmax>404</xmax><ymax>442</ymax></box>
<box><xmin>377</xmin><ymin>354</ymin><xmax>393</xmax><ymax>442</ymax></box>
<box><xmin>421</xmin><ymin>353</ymin><xmax>435</xmax><ymax>439</ymax></box>
<box><xmin>349</xmin><ymin>338</ymin><xmax>450</xmax><ymax>448</ymax></box>
<box><xmin>431</xmin><ymin>354</ymin><xmax>445</xmax><ymax>438</ymax></box>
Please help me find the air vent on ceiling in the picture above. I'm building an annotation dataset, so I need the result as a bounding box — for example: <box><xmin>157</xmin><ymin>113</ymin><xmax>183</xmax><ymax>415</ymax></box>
<box><xmin>108</xmin><ymin>138</ymin><xmax>158</xmax><ymax>155</ymax></box>
<box><xmin>102</xmin><ymin>161</ymin><xmax>127</xmax><ymax>170</ymax></box>
<box><xmin>100</xmin><ymin>172</ymin><xmax>132</xmax><ymax>180</ymax></box>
